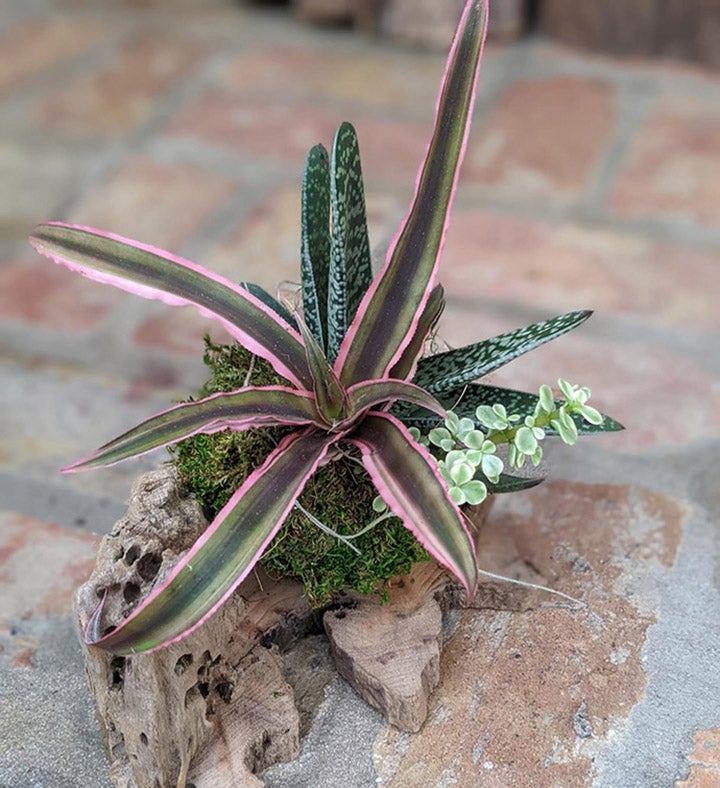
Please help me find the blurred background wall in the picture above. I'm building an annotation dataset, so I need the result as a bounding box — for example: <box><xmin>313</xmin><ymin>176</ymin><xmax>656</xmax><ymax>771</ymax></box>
<box><xmin>279</xmin><ymin>0</ymin><xmax>720</xmax><ymax>68</ymax></box>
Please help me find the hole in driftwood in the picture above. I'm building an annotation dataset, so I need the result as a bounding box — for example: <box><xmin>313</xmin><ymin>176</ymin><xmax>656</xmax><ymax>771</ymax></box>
<box><xmin>214</xmin><ymin>680</ymin><xmax>233</xmax><ymax>704</ymax></box>
<box><xmin>137</xmin><ymin>552</ymin><xmax>162</xmax><ymax>582</ymax></box>
<box><xmin>124</xmin><ymin>544</ymin><xmax>141</xmax><ymax>566</ymax></box>
<box><xmin>123</xmin><ymin>582</ymin><xmax>141</xmax><ymax>604</ymax></box>
<box><xmin>110</xmin><ymin>657</ymin><xmax>125</xmax><ymax>687</ymax></box>
<box><xmin>185</xmin><ymin>686</ymin><xmax>200</xmax><ymax>709</ymax></box>
<box><xmin>174</xmin><ymin>654</ymin><xmax>194</xmax><ymax>676</ymax></box>
<box><xmin>139</xmin><ymin>732</ymin><xmax>148</xmax><ymax>746</ymax></box>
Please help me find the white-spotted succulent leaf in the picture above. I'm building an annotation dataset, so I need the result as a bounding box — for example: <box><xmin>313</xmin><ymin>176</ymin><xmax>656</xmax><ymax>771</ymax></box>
<box><xmin>327</xmin><ymin>122</ymin><xmax>374</xmax><ymax>363</ymax></box>
<box><xmin>395</xmin><ymin>383</ymin><xmax>623</xmax><ymax>435</ymax></box>
<box><xmin>413</xmin><ymin>310</ymin><xmax>592</xmax><ymax>394</ymax></box>
<box><xmin>300</xmin><ymin>144</ymin><xmax>331</xmax><ymax>350</ymax></box>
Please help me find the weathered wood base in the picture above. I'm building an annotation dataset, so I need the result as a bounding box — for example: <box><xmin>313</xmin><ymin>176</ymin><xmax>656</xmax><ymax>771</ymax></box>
<box><xmin>74</xmin><ymin>466</ymin><xmax>502</xmax><ymax>786</ymax></box>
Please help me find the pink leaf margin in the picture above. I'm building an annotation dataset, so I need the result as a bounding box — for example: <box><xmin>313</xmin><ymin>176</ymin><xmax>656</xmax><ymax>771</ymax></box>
<box><xmin>63</xmin><ymin>385</ymin><xmax>321</xmax><ymax>472</ymax></box>
<box><xmin>84</xmin><ymin>430</ymin><xmax>336</xmax><ymax>654</ymax></box>
<box><xmin>30</xmin><ymin>222</ymin><xmax>311</xmax><ymax>388</ymax></box>
<box><xmin>349</xmin><ymin>411</ymin><xmax>478</xmax><ymax>595</ymax></box>
<box><xmin>333</xmin><ymin>0</ymin><xmax>489</xmax><ymax>380</ymax></box>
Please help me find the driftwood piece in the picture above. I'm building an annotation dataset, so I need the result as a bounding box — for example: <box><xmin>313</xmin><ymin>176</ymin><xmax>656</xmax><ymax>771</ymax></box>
<box><xmin>324</xmin><ymin>585</ymin><xmax>442</xmax><ymax>732</ymax></box>
<box><xmin>75</xmin><ymin>466</ymin><xmax>307</xmax><ymax>788</ymax></box>
<box><xmin>75</xmin><ymin>466</ymin><xmax>545</xmax><ymax>785</ymax></box>
<box><xmin>322</xmin><ymin>501</ymin><xmax>503</xmax><ymax>732</ymax></box>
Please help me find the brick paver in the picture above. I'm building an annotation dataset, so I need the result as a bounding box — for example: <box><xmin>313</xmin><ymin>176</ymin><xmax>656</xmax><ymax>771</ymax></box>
<box><xmin>466</xmin><ymin>76</ymin><xmax>618</xmax><ymax>202</ymax></box>
<box><xmin>0</xmin><ymin>18</ymin><xmax>103</xmax><ymax>95</ymax></box>
<box><xmin>610</xmin><ymin>95</ymin><xmax>720</xmax><ymax>227</ymax></box>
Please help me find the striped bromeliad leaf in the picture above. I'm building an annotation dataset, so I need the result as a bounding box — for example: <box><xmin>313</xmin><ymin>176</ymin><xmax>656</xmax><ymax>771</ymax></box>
<box><xmin>413</xmin><ymin>310</ymin><xmax>593</xmax><ymax>394</ymax></box>
<box><xmin>336</xmin><ymin>0</ymin><xmax>488</xmax><ymax>386</ymax></box>
<box><xmin>63</xmin><ymin>387</ymin><xmax>321</xmax><ymax>472</ymax></box>
<box><xmin>345</xmin><ymin>379</ymin><xmax>447</xmax><ymax>420</ymax></box>
<box><xmin>85</xmin><ymin>430</ymin><xmax>337</xmax><ymax>654</ymax></box>
<box><xmin>292</xmin><ymin>308</ymin><xmax>347</xmax><ymax>424</ymax></box>
<box><xmin>389</xmin><ymin>284</ymin><xmax>446</xmax><ymax>383</ymax></box>
<box><xmin>30</xmin><ymin>223</ymin><xmax>312</xmax><ymax>391</ymax></box>
<box><xmin>349</xmin><ymin>413</ymin><xmax>478</xmax><ymax>593</ymax></box>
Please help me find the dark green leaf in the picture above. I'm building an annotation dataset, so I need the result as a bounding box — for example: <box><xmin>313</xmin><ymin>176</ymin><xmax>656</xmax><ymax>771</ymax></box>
<box><xmin>485</xmin><ymin>472</ymin><xmax>544</xmax><ymax>494</ymax></box>
<box><xmin>327</xmin><ymin>122</ymin><xmax>373</xmax><ymax>363</ymax></box>
<box><xmin>240</xmin><ymin>282</ymin><xmax>297</xmax><ymax>328</ymax></box>
<box><xmin>394</xmin><ymin>383</ymin><xmax>624</xmax><ymax>435</ymax></box>
<box><xmin>300</xmin><ymin>144</ymin><xmax>331</xmax><ymax>351</ymax></box>
<box><xmin>414</xmin><ymin>311</ymin><xmax>592</xmax><ymax>393</ymax></box>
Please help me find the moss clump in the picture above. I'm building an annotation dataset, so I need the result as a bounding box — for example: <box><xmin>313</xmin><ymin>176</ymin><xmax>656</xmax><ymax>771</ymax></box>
<box><xmin>171</xmin><ymin>337</ymin><xmax>429</xmax><ymax>605</ymax></box>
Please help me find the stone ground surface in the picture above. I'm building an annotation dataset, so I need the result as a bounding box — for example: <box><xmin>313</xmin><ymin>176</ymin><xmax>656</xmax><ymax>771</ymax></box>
<box><xmin>1</xmin><ymin>1</ymin><xmax>719</xmax><ymax>786</ymax></box>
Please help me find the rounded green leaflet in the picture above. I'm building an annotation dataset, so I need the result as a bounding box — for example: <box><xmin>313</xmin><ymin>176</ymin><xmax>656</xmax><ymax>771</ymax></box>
<box><xmin>539</xmin><ymin>384</ymin><xmax>555</xmax><ymax>414</ymax></box>
<box><xmin>449</xmin><ymin>459</ymin><xmax>475</xmax><ymax>486</ymax></box>
<box><xmin>462</xmin><ymin>428</ymin><xmax>486</xmax><ymax>450</ymax></box>
<box><xmin>515</xmin><ymin>426</ymin><xmax>539</xmax><ymax>456</ymax></box>
<box><xmin>480</xmin><ymin>453</ymin><xmax>503</xmax><ymax>483</ymax></box>
<box><xmin>578</xmin><ymin>404</ymin><xmax>603</xmax><ymax>425</ymax></box>
<box><xmin>463</xmin><ymin>479</ymin><xmax>488</xmax><ymax>505</ymax></box>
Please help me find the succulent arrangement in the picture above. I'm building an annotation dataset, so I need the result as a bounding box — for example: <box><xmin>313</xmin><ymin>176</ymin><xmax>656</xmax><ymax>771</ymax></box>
<box><xmin>29</xmin><ymin>0</ymin><xmax>620</xmax><ymax>656</ymax></box>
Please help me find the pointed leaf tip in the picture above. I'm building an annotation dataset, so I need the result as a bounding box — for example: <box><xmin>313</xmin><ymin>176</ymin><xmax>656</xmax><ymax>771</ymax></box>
<box><xmin>30</xmin><ymin>223</ymin><xmax>312</xmax><ymax>389</ymax></box>
<box><xmin>337</xmin><ymin>0</ymin><xmax>489</xmax><ymax>386</ymax></box>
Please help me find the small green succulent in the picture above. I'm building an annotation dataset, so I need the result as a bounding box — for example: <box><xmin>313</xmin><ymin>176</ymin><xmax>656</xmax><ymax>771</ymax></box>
<box><xmin>406</xmin><ymin>379</ymin><xmax>608</xmax><ymax>507</ymax></box>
